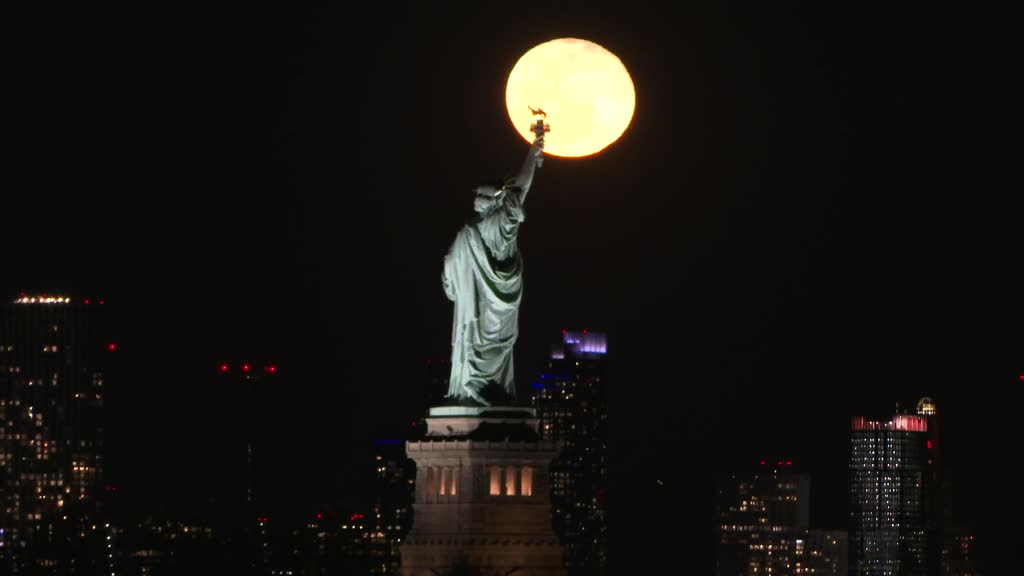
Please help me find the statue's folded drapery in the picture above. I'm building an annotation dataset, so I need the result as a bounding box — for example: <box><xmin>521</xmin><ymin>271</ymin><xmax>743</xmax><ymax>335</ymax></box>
<box><xmin>442</xmin><ymin>191</ymin><xmax>525</xmax><ymax>403</ymax></box>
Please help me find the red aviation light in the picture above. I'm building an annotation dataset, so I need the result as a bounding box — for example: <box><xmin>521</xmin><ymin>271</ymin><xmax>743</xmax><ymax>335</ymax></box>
<box><xmin>265</xmin><ymin>365</ymin><xmax>277</xmax><ymax>374</ymax></box>
<box><xmin>220</xmin><ymin>364</ymin><xmax>229</xmax><ymax>373</ymax></box>
<box><xmin>107</xmin><ymin>344</ymin><xmax>117</xmax><ymax>352</ymax></box>
<box><xmin>84</xmin><ymin>299</ymin><xmax>90</xmax><ymax>305</ymax></box>
<box><xmin>927</xmin><ymin>440</ymin><xmax>933</xmax><ymax>449</ymax></box>
<box><xmin>242</xmin><ymin>364</ymin><xmax>251</xmax><ymax>372</ymax></box>
<box><xmin>786</xmin><ymin>461</ymin><xmax>793</xmax><ymax>466</ymax></box>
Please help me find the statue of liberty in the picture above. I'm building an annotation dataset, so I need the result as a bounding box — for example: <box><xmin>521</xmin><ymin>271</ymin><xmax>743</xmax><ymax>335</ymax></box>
<box><xmin>442</xmin><ymin>122</ymin><xmax>546</xmax><ymax>406</ymax></box>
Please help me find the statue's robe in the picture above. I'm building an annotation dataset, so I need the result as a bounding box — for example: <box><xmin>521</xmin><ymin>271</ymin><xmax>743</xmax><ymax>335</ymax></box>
<box><xmin>442</xmin><ymin>190</ymin><xmax>525</xmax><ymax>403</ymax></box>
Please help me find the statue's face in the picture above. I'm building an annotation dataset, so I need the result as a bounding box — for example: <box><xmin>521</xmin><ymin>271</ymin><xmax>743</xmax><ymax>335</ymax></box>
<box><xmin>473</xmin><ymin>185</ymin><xmax>498</xmax><ymax>213</ymax></box>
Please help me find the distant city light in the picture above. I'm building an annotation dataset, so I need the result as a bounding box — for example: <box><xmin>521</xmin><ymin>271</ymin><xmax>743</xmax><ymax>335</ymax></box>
<box><xmin>14</xmin><ymin>295</ymin><xmax>72</xmax><ymax>304</ymax></box>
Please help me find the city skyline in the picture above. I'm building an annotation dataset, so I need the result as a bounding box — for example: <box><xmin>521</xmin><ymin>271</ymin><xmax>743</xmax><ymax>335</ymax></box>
<box><xmin>7</xmin><ymin>2</ymin><xmax>1020</xmax><ymax>574</ymax></box>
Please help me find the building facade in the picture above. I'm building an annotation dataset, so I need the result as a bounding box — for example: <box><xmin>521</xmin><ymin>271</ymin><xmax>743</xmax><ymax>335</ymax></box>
<box><xmin>849</xmin><ymin>413</ymin><xmax>931</xmax><ymax>576</ymax></box>
<box><xmin>716</xmin><ymin>464</ymin><xmax>811</xmax><ymax>576</ymax></box>
<box><xmin>716</xmin><ymin>464</ymin><xmax>847</xmax><ymax>576</ymax></box>
<box><xmin>0</xmin><ymin>294</ymin><xmax>114</xmax><ymax>575</ymax></box>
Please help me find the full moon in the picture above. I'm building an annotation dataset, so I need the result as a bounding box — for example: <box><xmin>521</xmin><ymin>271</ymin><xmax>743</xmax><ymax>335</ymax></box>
<box><xmin>506</xmin><ymin>38</ymin><xmax>635</xmax><ymax>158</ymax></box>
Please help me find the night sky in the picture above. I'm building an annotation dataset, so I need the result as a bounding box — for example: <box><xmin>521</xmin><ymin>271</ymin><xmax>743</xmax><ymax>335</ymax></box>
<box><xmin>9</xmin><ymin>2</ymin><xmax>1020</xmax><ymax>573</ymax></box>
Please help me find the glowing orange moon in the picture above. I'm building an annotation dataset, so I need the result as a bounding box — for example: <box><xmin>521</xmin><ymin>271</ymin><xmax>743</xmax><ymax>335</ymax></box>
<box><xmin>506</xmin><ymin>38</ymin><xmax>635</xmax><ymax>158</ymax></box>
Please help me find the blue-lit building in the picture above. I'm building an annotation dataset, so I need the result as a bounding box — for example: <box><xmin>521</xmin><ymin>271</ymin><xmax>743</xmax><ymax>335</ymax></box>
<box><xmin>531</xmin><ymin>330</ymin><xmax>609</xmax><ymax>576</ymax></box>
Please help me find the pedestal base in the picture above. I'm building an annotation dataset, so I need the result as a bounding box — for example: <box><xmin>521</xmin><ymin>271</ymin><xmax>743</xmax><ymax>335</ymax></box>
<box><xmin>400</xmin><ymin>411</ymin><xmax>564</xmax><ymax>576</ymax></box>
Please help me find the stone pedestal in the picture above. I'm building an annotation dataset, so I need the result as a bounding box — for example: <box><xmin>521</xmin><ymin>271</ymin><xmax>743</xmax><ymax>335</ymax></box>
<box><xmin>400</xmin><ymin>407</ymin><xmax>564</xmax><ymax>576</ymax></box>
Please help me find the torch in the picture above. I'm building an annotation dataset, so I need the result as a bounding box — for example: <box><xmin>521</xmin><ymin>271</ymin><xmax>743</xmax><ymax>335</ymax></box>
<box><xmin>528</xmin><ymin>106</ymin><xmax>550</xmax><ymax>167</ymax></box>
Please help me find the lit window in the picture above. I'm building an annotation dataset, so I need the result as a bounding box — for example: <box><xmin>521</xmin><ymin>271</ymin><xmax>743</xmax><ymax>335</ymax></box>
<box><xmin>489</xmin><ymin>467</ymin><xmax>501</xmax><ymax>496</ymax></box>
<box><xmin>450</xmin><ymin>468</ymin><xmax>457</xmax><ymax>496</ymax></box>
<box><xmin>521</xmin><ymin>467</ymin><xmax>533</xmax><ymax>496</ymax></box>
<box><xmin>439</xmin><ymin>468</ymin><xmax>447</xmax><ymax>496</ymax></box>
<box><xmin>506</xmin><ymin>467</ymin><xmax>517</xmax><ymax>496</ymax></box>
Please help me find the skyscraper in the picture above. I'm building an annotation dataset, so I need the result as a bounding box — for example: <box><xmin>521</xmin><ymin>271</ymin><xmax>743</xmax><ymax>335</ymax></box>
<box><xmin>849</xmin><ymin>412</ymin><xmax>931</xmax><ymax>576</ymax></box>
<box><xmin>0</xmin><ymin>293</ymin><xmax>114</xmax><ymax>575</ymax></box>
<box><xmin>213</xmin><ymin>360</ymin><xmax>282</xmax><ymax>572</ymax></box>
<box><xmin>532</xmin><ymin>330</ymin><xmax>609</xmax><ymax>576</ymax></box>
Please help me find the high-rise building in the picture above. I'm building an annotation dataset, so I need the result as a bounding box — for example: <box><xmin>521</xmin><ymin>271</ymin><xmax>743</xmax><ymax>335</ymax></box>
<box><xmin>717</xmin><ymin>464</ymin><xmax>847</xmax><ymax>576</ymax></box>
<box><xmin>0</xmin><ymin>293</ymin><xmax>114</xmax><ymax>575</ymax></box>
<box><xmin>532</xmin><ymin>330</ymin><xmax>609</xmax><ymax>576</ymax></box>
<box><xmin>213</xmin><ymin>360</ymin><xmax>282</xmax><ymax>572</ymax></box>
<box><xmin>716</xmin><ymin>463</ymin><xmax>811</xmax><ymax>576</ymax></box>
<box><xmin>849</xmin><ymin>412</ymin><xmax>931</xmax><ymax>576</ymax></box>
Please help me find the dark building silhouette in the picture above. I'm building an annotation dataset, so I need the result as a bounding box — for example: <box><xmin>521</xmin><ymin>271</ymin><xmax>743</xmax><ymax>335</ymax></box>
<box><xmin>1</xmin><ymin>293</ymin><xmax>115</xmax><ymax>575</ymax></box>
<box><xmin>940</xmin><ymin>529</ymin><xmax>982</xmax><ymax>576</ymax></box>
<box><xmin>213</xmin><ymin>360</ymin><xmax>283</xmax><ymax>573</ymax></box>
<box><xmin>849</xmin><ymin>411</ymin><xmax>931</xmax><ymax>576</ymax></box>
<box><xmin>532</xmin><ymin>330</ymin><xmax>609</xmax><ymax>576</ymax></box>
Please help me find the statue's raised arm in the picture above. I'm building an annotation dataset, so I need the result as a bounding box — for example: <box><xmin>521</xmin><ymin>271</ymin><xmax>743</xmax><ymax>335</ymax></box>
<box><xmin>508</xmin><ymin>135</ymin><xmax>544</xmax><ymax>203</ymax></box>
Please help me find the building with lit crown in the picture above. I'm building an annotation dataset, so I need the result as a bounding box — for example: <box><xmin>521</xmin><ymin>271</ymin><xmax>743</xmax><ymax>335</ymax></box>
<box><xmin>531</xmin><ymin>330</ymin><xmax>609</xmax><ymax>576</ymax></box>
<box><xmin>849</xmin><ymin>411</ymin><xmax>931</xmax><ymax>576</ymax></box>
<box><xmin>0</xmin><ymin>293</ymin><xmax>115</xmax><ymax>575</ymax></box>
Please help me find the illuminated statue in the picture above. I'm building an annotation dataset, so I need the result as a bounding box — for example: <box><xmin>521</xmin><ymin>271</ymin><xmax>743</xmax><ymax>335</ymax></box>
<box><xmin>442</xmin><ymin>127</ymin><xmax>546</xmax><ymax>406</ymax></box>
